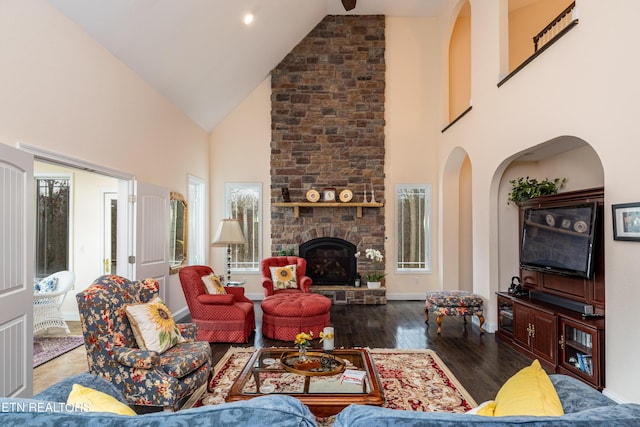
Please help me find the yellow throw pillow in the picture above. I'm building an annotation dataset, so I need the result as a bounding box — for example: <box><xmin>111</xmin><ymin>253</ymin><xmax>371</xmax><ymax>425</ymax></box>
<box><xmin>270</xmin><ymin>264</ymin><xmax>298</xmax><ymax>290</ymax></box>
<box><xmin>467</xmin><ymin>400</ymin><xmax>496</xmax><ymax>416</ymax></box>
<box><xmin>125</xmin><ymin>297</ymin><xmax>185</xmax><ymax>353</ymax></box>
<box><xmin>67</xmin><ymin>384</ymin><xmax>136</xmax><ymax>415</ymax></box>
<box><xmin>201</xmin><ymin>274</ymin><xmax>226</xmax><ymax>294</ymax></box>
<box><xmin>490</xmin><ymin>359</ymin><xmax>564</xmax><ymax>417</ymax></box>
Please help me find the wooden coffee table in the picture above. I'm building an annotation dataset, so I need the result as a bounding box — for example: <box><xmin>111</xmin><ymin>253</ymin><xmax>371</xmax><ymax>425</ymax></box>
<box><xmin>226</xmin><ymin>347</ymin><xmax>384</xmax><ymax>417</ymax></box>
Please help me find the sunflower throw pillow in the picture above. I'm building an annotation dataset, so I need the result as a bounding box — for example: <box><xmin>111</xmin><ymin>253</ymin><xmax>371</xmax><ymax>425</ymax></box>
<box><xmin>270</xmin><ymin>264</ymin><xmax>298</xmax><ymax>290</ymax></box>
<box><xmin>125</xmin><ymin>297</ymin><xmax>184</xmax><ymax>353</ymax></box>
<box><xmin>201</xmin><ymin>274</ymin><xmax>226</xmax><ymax>294</ymax></box>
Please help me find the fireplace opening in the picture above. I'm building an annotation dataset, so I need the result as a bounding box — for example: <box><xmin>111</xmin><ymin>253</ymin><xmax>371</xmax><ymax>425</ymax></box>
<box><xmin>299</xmin><ymin>237</ymin><xmax>357</xmax><ymax>286</ymax></box>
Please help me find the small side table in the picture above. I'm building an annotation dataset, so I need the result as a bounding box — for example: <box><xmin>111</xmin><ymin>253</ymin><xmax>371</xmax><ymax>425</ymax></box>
<box><xmin>226</xmin><ymin>280</ymin><xmax>246</xmax><ymax>287</ymax></box>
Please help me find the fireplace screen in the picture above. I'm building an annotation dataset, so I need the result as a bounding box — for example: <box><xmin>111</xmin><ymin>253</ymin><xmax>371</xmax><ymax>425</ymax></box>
<box><xmin>299</xmin><ymin>237</ymin><xmax>357</xmax><ymax>286</ymax></box>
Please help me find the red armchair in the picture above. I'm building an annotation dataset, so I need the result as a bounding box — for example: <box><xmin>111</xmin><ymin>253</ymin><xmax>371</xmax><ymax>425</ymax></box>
<box><xmin>179</xmin><ymin>265</ymin><xmax>255</xmax><ymax>343</ymax></box>
<box><xmin>261</xmin><ymin>256</ymin><xmax>313</xmax><ymax>297</ymax></box>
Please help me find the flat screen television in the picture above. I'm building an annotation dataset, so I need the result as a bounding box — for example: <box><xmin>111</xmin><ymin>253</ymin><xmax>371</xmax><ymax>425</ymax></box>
<box><xmin>520</xmin><ymin>202</ymin><xmax>598</xmax><ymax>279</ymax></box>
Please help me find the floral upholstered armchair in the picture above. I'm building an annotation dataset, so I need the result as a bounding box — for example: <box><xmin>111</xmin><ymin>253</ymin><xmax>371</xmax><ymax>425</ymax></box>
<box><xmin>261</xmin><ymin>256</ymin><xmax>313</xmax><ymax>297</ymax></box>
<box><xmin>76</xmin><ymin>275</ymin><xmax>211</xmax><ymax>410</ymax></box>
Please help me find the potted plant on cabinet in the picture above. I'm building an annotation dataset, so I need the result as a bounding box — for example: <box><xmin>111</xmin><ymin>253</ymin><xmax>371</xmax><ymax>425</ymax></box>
<box><xmin>507</xmin><ymin>176</ymin><xmax>567</xmax><ymax>205</ymax></box>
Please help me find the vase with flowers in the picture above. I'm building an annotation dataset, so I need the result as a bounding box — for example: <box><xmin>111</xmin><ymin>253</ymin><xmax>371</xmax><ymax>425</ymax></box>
<box><xmin>355</xmin><ymin>248</ymin><xmax>385</xmax><ymax>289</ymax></box>
<box><xmin>294</xmin><ymin>331</ymin><xmax>313</xmax><ymax>362</ymax></box>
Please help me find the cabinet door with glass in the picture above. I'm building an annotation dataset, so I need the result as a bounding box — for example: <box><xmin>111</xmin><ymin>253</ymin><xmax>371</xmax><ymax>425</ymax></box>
<box><xmin>496</xmin><ymin>293</ymin><xmax>514</xmax><ymax>339</ymax></box>
<box><xmin>558</xmin><ymin>317</ymin><xmax>604</xmax><ymax>389</ymax></box>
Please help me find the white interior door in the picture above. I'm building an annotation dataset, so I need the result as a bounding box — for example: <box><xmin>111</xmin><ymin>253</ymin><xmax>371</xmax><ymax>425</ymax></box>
<box><xmin>102</xmin><ymin>192</ymin><xmax>117</xmax><ymax>275</ymax></box>
<box><xmin>133</xmin><ymin>181</ymin><xmax>169</xmax><ymax>302</ymax></box>
<box><xmin>0</xmin><ymin>143</ymin><xmax>33</xmax><ymax>398</ymax></box>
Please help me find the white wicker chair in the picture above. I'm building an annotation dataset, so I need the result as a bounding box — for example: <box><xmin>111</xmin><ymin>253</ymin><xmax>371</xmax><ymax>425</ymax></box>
<box><xmin>33</xmin><ymin>271</ymin><xmax>75</xmax><ymax>334</ymax></box>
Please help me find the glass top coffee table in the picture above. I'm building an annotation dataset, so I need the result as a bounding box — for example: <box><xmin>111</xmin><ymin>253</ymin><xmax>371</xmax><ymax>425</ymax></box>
<box><xmin>226</xmin><ymin>347</ymin><xmax>384</xmax><ymax>417</ymax></box>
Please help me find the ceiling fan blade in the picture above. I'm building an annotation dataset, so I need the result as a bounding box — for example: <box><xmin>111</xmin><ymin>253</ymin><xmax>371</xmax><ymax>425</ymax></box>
<box><xmin>341</xmin><ymin>0</ymin><xmax>356</xmax><ymax>11</ymax></box>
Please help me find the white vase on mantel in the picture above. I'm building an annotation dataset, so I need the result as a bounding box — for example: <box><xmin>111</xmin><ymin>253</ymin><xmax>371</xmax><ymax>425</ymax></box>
<box><xmin>367</xmin><ymin>281</ymin><xmax>381</xmax><ymax>289</ymax></box>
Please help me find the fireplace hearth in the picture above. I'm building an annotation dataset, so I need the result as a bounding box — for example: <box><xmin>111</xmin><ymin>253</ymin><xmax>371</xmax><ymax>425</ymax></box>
<box><xmin>300</xmin><ymin>237</ymin><xmax>357</xmax><ymax>286</ymax></box>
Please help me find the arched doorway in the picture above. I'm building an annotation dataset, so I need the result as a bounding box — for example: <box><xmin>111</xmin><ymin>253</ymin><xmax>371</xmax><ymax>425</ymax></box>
<box><xmin>441</xmin><ymin>147</ymin><xmax>473</xmax><ymax>292</ymax></box>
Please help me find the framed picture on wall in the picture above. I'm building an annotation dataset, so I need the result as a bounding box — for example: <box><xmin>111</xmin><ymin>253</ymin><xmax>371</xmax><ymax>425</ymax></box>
<box><xmin>612</xmin><ymin>202</ymin><xmax>640</xmax><ymax>241</ymax></box>
<box><xmin>322</xmin><ymin>187</ymin><xmax>336</xmax><ymax>202</ymax></box>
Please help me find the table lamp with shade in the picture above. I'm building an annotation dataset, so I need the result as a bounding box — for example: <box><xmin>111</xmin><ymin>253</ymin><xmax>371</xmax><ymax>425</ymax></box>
<box><xmin>211</xmin><ymin>218</ymin><xmax>246</xmax><ymax>283</ymax></box>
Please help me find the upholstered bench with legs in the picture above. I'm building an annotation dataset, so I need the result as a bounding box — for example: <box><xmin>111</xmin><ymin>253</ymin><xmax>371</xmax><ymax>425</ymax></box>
<box><xmin>261</xmin><ymin>293</ymin><xmax>332</xmax><ymax>341</ymax></box>
<box><xmin>424</xmin><ymin>290</ymin><xmax>484</xmax><ymax>334</ymax></box>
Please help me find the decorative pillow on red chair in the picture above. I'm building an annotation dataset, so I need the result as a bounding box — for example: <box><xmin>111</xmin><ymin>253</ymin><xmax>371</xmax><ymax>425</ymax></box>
<box><xmin>270</xmin><ymin>264</ymin><xmax>298</xmax><ymax>290</ymax></box>
<box><xmin>201</xmin><ymin>274</ymin><xmax>226</xmax><ymax>294</ymax></box>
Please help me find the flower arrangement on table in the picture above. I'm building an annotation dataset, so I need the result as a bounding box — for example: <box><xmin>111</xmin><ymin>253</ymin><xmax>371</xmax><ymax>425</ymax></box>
<box><xmin>293</xmin><ymin>331</ymin><xmax>320</xmax><ymax>369</ymax></box>
<box><xmin>355</xmin><ymin>248</ymin><xmax>386</xmax><ymax>285</ymax></box>
<box><xmin>294</xmin><ymin>331</ymin><xmax>313</xmax><ymax>359</ymax></box>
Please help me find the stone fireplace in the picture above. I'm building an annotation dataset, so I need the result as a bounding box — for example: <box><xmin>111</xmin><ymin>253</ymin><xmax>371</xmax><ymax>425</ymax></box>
<box><xmin>300</xmin><ymin>237</ymin><xmax>357</xmax><ymax>286</ymax></box>
<box><xmin>269</xmin><ymin>15</ymin><xmax>386</xmax><ymax>250</ymax></box>
<box><xmin>268</xmin><ymin>15</ymin><xmax>386</xmax><ymax>304</ymax></box>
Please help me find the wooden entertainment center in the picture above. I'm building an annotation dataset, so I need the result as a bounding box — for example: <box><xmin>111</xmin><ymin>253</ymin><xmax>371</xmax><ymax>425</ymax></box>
<box><xmin>496</xmin><ymin>187</ymin><xmax>605</xmax><ymax>390</ymax></box>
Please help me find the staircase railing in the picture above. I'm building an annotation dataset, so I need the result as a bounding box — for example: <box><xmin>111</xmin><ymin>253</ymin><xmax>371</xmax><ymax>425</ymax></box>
<box><xmin>498</xmin><ymin>1</ymin><xmax>579</xmax><ymax>87</ymax></box>
<box><xmin>533</xmin><ymin>2</ymin><xmax>577</xmax><ymax>52</ymax></box>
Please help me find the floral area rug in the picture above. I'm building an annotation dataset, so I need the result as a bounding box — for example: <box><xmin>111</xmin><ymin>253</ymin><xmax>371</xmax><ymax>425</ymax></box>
<box><xmin>33</xmin><ymin>335</ymin><xmax>84</xmax><ymax>368</ymax></box>
<box><xmin>199</xmin><ymin>347</ymin><xmax>476</xmax><ymax>425</ymax></box>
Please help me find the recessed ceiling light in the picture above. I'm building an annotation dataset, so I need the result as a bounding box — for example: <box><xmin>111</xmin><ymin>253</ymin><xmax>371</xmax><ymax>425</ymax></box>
<box><xmin>243</xmin><ymin>13</ymin><xmax>254</xmax><ymax>25</ymax></box>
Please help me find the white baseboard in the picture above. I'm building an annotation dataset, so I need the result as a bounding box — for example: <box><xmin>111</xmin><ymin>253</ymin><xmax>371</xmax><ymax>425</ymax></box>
<box><xmin>63</xmin><ymin>312</ymin><xmax>80</xmax><ymax>322</ymax></box>
<box><xmin>172</xmin><ymin>306</ymin><xmax>190</xmax><ymax>322</ymax></box>
<box><xmin>602</xmin><ymin>388</ymin><xmax>627</xmax><ymax>404</ymax></box>
<box><xmin>386</xmin><ymin>293</ymin><xmax>425</xmax><ymax>300</ymax></box>
<box><xmin>471</xmin><ymin>316</ymin><xmax>497</xmax><ymax>334</ymax></box>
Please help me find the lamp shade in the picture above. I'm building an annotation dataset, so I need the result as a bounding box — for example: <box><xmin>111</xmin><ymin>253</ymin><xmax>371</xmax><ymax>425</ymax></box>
<box><xmin>211</xmin><ymin>218</ymin><xmax>246</xmax><ymax>246</ymax></box>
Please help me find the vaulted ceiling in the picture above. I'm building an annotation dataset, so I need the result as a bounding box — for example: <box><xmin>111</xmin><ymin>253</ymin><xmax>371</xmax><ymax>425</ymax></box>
<box><xmin>48</xmin><ymin>0</ymin><xmax>447</xmax><ymax>131</ymax></box>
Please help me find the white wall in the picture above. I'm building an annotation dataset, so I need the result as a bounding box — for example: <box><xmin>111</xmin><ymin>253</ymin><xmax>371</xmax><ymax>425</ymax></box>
<box><xmin>0</xmin><ymin>1</ymin><xmax>209</xmax><ymax>313</ymax></box>
<box><xmin>437</xmin><ymin>0</ymin><xmax>640</xmax><ymax>402</ymax></box>
<box><xmin>458</xmin><ymin>156</ymin><xmax>473</xmax><ymax>292</ymax></box>
<box><xmin>209</xmin><ymin>78</ymin><xmax>272</xmax><ymax>299</ymax></box>
<box><xmin>385</xmin><ymin>17</ymin><xmax>442</xmax><ymax>298</ymax></box>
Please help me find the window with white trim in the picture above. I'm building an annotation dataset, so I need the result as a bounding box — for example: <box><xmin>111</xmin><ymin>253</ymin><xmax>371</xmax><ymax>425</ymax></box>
<box><xmin>35</xmin><ymin>175</ymin><xmax>72</xmax><ymax>279</ymax></box>
<box><xmin>188</xmin><ymin>175</ymin><xmax>206</xmax><ymax>265</ymax></box>
<box><xmin>225</xmin><ymin>183</ymin><xmax>262</xmax><ymax>271</ymax></box>
<box><xmin>396</xmin><ymin>184</ymin><xmax>431</xmax><ymax>272</ymax></box>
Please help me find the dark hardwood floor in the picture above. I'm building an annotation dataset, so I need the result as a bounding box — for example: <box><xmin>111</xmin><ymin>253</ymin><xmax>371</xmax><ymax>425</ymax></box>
<box><xmin>206</xmin><ymin>300</ymin><xmax>533</xmax><ymax>403</ymax></box>
<box><xmin>34</xmin><ymin>300</ymin><xmax>532</xmax><ymax>403</ymax></box>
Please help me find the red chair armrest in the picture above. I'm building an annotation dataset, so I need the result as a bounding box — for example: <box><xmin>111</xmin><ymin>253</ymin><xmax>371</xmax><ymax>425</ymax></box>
<box><xmin>298</xmin><ymin>276</ymin><xmax>313</xmax><ymax>293</ymax></box>
<box><xmin>262</xmin><ymin>278</ymin><xmax>275</xmax><ymax>296</ymax></box>
<box><xmin>225</xmin><ymin>286</ymin><xmax>252</xmax><ymax>303</ymax></box>
<box><xmin>196</xmin><ymin>294</ymin><xmax>235</xmax><ymax>305</ymax></box>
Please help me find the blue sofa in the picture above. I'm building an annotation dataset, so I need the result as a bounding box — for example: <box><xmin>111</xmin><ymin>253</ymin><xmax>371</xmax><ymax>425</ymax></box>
<box><xmin>335</xmin><ymin>375</ymin><xmax>640</xmax><ymax>426</ymax></box>
<box><xmin>3</xmin><ymin>373</ymin><xmax>640</xmax><ymax>426</ymax></box>
<box><xmin>1</xmin><ymin>373</ymin><xmax>317</xmax><ymax>427</ymax></box>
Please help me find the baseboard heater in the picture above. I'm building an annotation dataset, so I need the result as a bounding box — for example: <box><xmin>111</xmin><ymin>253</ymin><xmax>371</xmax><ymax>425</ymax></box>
<box><xmin>530</xmin><ymin>291</ymin><xmax>594</xmax><ymax>315</ymax></box>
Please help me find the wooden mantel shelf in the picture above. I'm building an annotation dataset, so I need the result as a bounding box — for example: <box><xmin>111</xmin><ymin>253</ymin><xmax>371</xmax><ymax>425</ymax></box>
<box><xmin>273</xmin><ymin>202</ymin><xmax>384</xmax><ymax>218</ymax></box>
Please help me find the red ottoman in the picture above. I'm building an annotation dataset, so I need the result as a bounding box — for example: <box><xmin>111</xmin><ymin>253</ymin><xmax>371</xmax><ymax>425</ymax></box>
<box><xmin>261</xmin><ymin>293</ymin><xmax>332</xmax><ymax>341</ymax></box>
